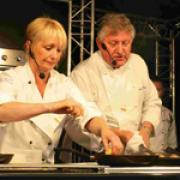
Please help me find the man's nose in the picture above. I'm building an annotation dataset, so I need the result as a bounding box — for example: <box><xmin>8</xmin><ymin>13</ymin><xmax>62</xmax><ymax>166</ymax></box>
<box><xmin>116</xmin><ymin>43</ymin><xmax>123</xmax><ymax>52</ymax></box>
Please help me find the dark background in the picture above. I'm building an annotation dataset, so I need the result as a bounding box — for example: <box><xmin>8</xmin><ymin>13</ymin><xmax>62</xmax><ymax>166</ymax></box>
<box><xmin>0</xmin><ymin>0</ymin><xmax>180</xmax><ymax>149</ymax></box>
<box><xmin>0</xmin><ymin>0</ymin><xmax>180</xmax><ymax>48</ymax></box>
<box><xmin>0</xmin><ymin>0</ymin><xmax>179</xmax><ymax>75</ymax></box>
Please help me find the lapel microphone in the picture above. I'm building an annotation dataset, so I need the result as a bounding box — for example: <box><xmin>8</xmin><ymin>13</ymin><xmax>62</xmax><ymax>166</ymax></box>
<box><xmin>101</xmin><ymin>43</ymin><xmax>117</xmax><ymax>66</ymax></box>
<box><xmin>29</xmin><ymin>49</ymin><xmax>45</xmax><ymax>79</ymax></box>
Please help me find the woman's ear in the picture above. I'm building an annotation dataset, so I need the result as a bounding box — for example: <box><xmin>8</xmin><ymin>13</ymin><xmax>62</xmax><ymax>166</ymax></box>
<box><xmin>24</xmin><ymin>40</ymin><xmax>31</xmax><ymax>52</ymax></box>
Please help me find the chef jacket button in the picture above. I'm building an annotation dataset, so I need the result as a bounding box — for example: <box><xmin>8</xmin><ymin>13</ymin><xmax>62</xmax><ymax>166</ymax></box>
<box><xmin>48</xmin><ymin>142</ymin><xmax>52</xmax><ymax>146</ymax></box>
<box><xmin>29</xmin><ymin>141</ymin><xmax>33</xmax><ymax>144</ymax></box>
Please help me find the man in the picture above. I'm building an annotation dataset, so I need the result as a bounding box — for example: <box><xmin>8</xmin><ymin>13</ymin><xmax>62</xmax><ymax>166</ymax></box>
<box><xmin>150</xmin><ymin>76</ymin><xmax>177</xmax><ymax>152</ymax></box>
<box><xmin>60</xmin><ymin>13</ymin><xmax>162</xmax><ymax>162</ymax></box>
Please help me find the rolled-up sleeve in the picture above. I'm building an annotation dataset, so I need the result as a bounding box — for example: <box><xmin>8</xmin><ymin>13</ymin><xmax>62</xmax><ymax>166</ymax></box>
<box><xmin>0</xmin><ymin>72</ymin><xmax>15</xmax><ymax>104</ymax></box>
<box><xmin>0</xmin><ymin>72</ymin><xmax>15</xmax><ymax>126</ymax></box>
<box><xmin>140</xmin><ymin>67</ymin><xmax>162</xmax><ymax>134</ymax></box>
<box><xmin>142</xmin><ymin>80</ymin><xmax>162</xmax><ymax>125</ymax></box>
<box><xmin>63</xmin><ymin>78</ymin><xmax>103</xmax><ymax>151</ymax></box>
<box><xmin>65</xmin><ymin>78</ymin><xmax>103</xmax><ymax>129</ymax></box>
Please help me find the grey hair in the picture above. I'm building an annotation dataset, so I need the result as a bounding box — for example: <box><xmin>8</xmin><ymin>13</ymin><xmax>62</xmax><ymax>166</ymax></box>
<box><xmin>97</xmin><ymin>13</ymin><xmax>136</xmax><ymax>41</ymax></box>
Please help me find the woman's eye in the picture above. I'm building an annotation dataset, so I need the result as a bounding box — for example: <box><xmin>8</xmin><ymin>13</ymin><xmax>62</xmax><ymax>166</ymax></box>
<box><xmin>45</xmin><ymin>47</ymin><xmax>52</xmax><ymax>50</ymax></box>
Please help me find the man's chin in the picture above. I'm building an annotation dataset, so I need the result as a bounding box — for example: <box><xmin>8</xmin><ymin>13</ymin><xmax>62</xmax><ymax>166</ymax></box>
<box><xmin>115</xmin><ymin>61</ymin><xmax>126</xmax><ymax>68</ymax></box>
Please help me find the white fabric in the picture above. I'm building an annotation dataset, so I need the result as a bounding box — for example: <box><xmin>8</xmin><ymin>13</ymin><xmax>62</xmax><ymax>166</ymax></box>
<box><xmin>0</xmin><ymin>62</ymin><xmax>101</xmax><ymax>163</ymax></box>
<box><xmin>70</xmin><ymin>51</ymin><xmax>161</xmax><ymax>151</ymax></box>
<box><xmin>150</xmin><ymin>106</ymin><xmax>177</xmax><ymax>152</ymax></box>
<box><xmin>124</xmin><ymin>131</ymin><xmax>145</xmax><ymax>155</ymax></box>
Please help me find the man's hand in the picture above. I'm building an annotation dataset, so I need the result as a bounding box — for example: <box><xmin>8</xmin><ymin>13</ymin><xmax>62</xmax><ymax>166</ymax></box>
<box><xmin>101</xmin><ymin>127</ymin><xmax>125</xmax><ymax>155</ymax></box>
<box><xmin>139</xmin><ymin>129</ymin><xmax>151</xmax><ymax>148</ymax></box>
<box><xmin>139</xmin><ymin>121</ymin><xmax>154</xmax><ymax>148</ymax></box>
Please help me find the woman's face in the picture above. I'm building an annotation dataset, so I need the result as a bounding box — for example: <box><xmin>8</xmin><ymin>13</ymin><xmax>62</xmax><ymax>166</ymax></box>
<box><xmin>30</xmin><ymin>37</ymin><xmax>62</xmax><ymax>73</ymax></box>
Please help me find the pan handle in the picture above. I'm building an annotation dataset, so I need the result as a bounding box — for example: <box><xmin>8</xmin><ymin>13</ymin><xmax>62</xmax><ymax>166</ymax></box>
<box><xmin>138</xmin><ymin>144</ymin><xmax>156</xmax><ymax>155</ymax></box>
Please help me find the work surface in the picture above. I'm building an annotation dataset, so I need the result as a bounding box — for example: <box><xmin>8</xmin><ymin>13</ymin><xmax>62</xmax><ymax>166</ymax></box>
<box><xmin>0</xmin><ymin>162</ymin><xmax>180</xmax><ymax>180</ymax></box>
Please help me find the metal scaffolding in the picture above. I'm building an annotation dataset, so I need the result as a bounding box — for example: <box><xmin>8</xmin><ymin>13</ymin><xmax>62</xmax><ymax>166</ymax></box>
<box><xmin>67</xmin><ymin>0</ymin><xmax>95</xmax><ymax>76</ymax></box>
<box><xmin>48</xmin><ymin>0</ymin><xmax>178</xmax><ymax>116</ymax></box>
<box><xmin>67</xmin><ymin>1</ymin><xmax>177</xmax><ymax>116</ymax></box>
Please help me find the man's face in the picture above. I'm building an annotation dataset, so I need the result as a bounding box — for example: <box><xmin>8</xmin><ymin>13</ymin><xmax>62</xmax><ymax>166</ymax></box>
<box><xmin>98</xmin><ymin>30</ymin><xmax>133</xmax><ymax>68</ymax></box>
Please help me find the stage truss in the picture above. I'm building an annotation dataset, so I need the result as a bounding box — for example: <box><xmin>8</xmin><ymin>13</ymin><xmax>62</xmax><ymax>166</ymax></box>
<box><xmin>50</xmin><ymin>0</ymin><xmax>179</xmax><ymax>117</ymax></box>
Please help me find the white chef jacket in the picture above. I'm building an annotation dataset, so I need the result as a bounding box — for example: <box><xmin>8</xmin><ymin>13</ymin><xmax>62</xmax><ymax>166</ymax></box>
<box><xmin>71</xmin><ymin>51</ymin><xmax>162</xmax><ymax>134</ymax></box>
<box><xmin>150</xmin><ymin>106</ymin><xmax>177</xmax><ymax>152</ymax></box>
<box><xmin>0</xmin><ymin>62</ymin><xmax>101</xmax><ymax>163</ymax></box>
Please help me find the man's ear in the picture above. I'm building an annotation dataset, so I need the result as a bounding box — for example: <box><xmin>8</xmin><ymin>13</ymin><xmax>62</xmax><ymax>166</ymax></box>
<box><xmin>96</xmin><ymin>38</ymin><xmax>102</xmax><ymax>49</ymax></box>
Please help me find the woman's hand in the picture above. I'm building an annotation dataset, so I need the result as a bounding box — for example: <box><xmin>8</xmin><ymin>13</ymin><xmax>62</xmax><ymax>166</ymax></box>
<box><xmin>85</xmin><ymin>117</ymin><xmax>124</xmax><ymax>155</ymax></box>
<box><xmin>48</xmin><ymin>99</ymin><xmax>84</xmax><ymax>117</ymax></box>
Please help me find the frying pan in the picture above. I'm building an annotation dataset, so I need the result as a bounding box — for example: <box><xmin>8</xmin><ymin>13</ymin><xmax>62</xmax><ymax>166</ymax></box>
<box><xmin>0</xmin><ymin>154</ymin><xmax>13</xmax><ymax>164</ymax></box>
<box><xmin>96</xmin><ymin>151</ymin><xmax>180</xmax><ymax>166</ymax></box>
<box><xmin>55</xmin><ymin>148</ymin><xmax>180</xmax><ymax>166</ymax></box>
<box><xmin>95</xmin><ymin>154</ymin><xmax>158</xmax><ymax>166</ymax></box>
<box><xmin>54</xmin><ymin>148</ymin><xmax>158</xmax><ymax>166</ymax></box>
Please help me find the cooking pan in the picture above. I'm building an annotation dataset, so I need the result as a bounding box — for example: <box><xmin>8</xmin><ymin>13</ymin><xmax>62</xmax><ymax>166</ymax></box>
<box><xmin>97</xmin><ymin>151</ymin><xmax>180</xmax><ymax>166</ymax></box>
<box><xmin>54</xmin><ymin>148</ymin><xmax>158</xmax><ymax>166</ymax></box>
<box><xmin>156</xmin><ymin>151</ymin><xmax>180</xmax><ymax>166</ymax></box>
<box><xmin>157</xmin><ymin>156</ymin><xmax>180</xmax><ymax>166</ymax></box>
<box><xmin>55</xmin><ymin>148</ymin><xmax>180</xmax><ymax>166</ymax></box>
<box><xmin>0</xmin><ymin>154</ymin><xmax>13</xmax><ymax>164</ymax></box>
<box><xmin>96</xmin><ymin>154</ymin><xmax>158</xmax><ymax>166</ymax></box>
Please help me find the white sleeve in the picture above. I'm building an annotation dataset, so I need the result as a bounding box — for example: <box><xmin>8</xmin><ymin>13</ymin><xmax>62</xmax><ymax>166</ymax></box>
<box><xmin>141</xmin><ymin>78</ymin><xmax>162</xmax><ymax>127</ymax></box>
<box><xmin>0</xmin><ymin>72</ymin><xmax>15</xmax><ymax>104</ymax></box>
<box><xmin>0</xmin><ymin>72</ymin><xmax>16</xmax><ymax>126</ymax></box>
<box><xmin>139</xmin><ymin>62</ymin><xmax>162</xmax><ymax>133</ymax></box>
<box><xmin>63</xmin><ymin>78</ymin><xmax>104</xmax><ymax>152</ymax></box>
<box><xmin>65</xmin><ymin>77</ymin><xmax>103</xmax><ymax>129</ymax></box>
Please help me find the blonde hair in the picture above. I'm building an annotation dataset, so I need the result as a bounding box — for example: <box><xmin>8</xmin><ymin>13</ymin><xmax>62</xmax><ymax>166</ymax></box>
<box><xmin>25</xmin><ymin>16</ymin><xmax>67</xmax><ymax>55</ymax></box>
<box><xmin>97</xmin><ymin>13</ymin><xmax>136</xmax><ymax>41</ymax></box>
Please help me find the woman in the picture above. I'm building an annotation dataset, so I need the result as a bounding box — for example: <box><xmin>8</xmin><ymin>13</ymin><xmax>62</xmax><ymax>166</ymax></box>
<box><xmin>0</xmin><ymin>17</ymin><xmax>123</xmax><ymax>163</ymax></box>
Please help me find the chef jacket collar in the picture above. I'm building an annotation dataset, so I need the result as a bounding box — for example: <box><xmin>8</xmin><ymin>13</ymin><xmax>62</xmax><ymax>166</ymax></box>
<box><xmin>24</xmin><ymin>61</ymin><xmax>56</xmax><ymax>85</ymax></box>
<box><xmin>97</xmin><ymin>51</ymin><xmax>131</xmax><ymax>74</ymax></box>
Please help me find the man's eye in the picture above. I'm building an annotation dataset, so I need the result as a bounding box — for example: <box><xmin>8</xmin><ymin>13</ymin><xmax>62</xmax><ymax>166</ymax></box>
<box><xmin>122</xmin><ymin>41</ymin><xmax>130</xmax><ymax>46</ymax></box>
<box><xmin>109</xmin><ymin>42</ymin><xmax>117</xmax><ymax>46</ymax></box>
